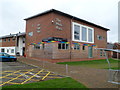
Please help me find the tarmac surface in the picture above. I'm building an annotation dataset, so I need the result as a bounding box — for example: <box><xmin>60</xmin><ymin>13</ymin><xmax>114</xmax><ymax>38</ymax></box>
<box><xmin>0</xmin><ymin>61</ymin><xmax>65</xmax><ymax>87</ymax></box>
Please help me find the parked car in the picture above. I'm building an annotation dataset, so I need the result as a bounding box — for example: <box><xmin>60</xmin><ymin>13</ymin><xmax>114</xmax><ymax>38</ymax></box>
<box><xmin>0</xmin><ymin>52</ymin><xmax>17</xmax><ymax>62</ymax></box>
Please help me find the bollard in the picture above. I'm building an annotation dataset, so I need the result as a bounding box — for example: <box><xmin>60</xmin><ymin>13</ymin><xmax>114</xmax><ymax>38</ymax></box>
<box><xmin>66</xmin><ymin>64</ymin><xmax>68</xmax><ymax>75</ymax></box>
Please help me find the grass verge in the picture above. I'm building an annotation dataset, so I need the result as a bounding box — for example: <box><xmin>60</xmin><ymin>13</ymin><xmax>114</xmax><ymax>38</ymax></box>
<box><xmin>2</xmin><ymin>77</ymin><xmax>88</xmax><ymax>89</ymax></box>
<box><xmin>57</xmin><ymin>59</ymin><xmax>120</xmax><ymax>69</ymax></box>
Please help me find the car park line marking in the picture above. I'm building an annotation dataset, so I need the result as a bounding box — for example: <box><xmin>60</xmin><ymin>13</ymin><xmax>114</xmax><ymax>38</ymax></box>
<box><xmin>29</xmin><ymin>72</ymin><xmax>41</xmax><ymax>78</ymax></box>
<box><xmin>2</xmin><ymin>76</ymin><xmax>38</xmax><ymax>82</ymax></box>
<box><xmin>0</xmin><ymin>69</ymin><xmax>34</xmax><ymax>86</ymax></box>
<box><xmin>21</xmin><ymin>69</ymin><xmax>44</xmax><ymax>84</ymax></box>
<box><xmin>41</xmin><ymin>72</ymin><xmax>51</xmax><ymax>80</ymax></box>
<box><xmin>0</xmin><ymin>70</ymin><xmax>21</xmax><ymax>79</ymax></box>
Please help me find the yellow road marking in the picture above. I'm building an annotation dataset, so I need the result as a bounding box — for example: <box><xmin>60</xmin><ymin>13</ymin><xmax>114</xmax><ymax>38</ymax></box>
<box><xmin>21</xmin><ymin>69</ymin><xmax>44</xmax><ymax>84</ymax></box>
<box><xmin>8</xmin><ymin>82</ymin><xmax>21</xmax><ymax>84</ymax></box>
<box><xmin>0</xmin><ymin>70</ymin><xmax>21</xmax><ymax>79</ymax></box>
<box><xmin>3</xmin><ymin>71</ymin><xmax>14</xmax><ymax>72</ymax></box>
<box><xmin>41</xmin><ymin>72</ymin><xmax>51</xmax><ymax>80</ymax></box>
<box><xmin>3</xmin><ymin>77</ymin><xmax>38</xmax><ymax>82</ymax></box>
<box><xmin>0</xmin><ymin>69</ymin><xmax>34</xmax><ymax>86</ymax></box>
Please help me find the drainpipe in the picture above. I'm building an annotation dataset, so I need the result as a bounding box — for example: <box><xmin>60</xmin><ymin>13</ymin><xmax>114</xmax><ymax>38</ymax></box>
<box><xmin>70</xmin><ymin>17</ymin><xmax>74</xmax><ymax>61</ymax></box>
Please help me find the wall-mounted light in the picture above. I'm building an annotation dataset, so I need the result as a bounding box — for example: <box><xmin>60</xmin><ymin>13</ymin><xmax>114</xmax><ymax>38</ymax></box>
<box><xmin>52</xmin><ymin>20</ymin><xmax>54</xmax><ymax>24</ymax></box>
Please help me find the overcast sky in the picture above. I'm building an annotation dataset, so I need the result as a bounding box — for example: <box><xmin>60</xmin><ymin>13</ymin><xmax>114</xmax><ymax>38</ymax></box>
<box><xmin>0</xmin><ymin>0</ymin><xmax>119</xmax><ymax>43</ymax></box>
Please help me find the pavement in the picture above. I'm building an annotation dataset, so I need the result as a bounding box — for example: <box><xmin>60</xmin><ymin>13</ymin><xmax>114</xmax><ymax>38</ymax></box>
<box><xmin>0</xmin><ymin>61</ymin><xmax>65</xmax><ymax>87</ymax></box>
<box><xmin>17</xmin><ymin>57</ymin><xmax>120</xmax><ymax>88</ymax></box>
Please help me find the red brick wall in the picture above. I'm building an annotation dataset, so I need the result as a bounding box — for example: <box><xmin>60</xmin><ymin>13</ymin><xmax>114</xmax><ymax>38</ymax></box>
<box><xmin>2</xmin><ymin>37</ymin><xmax>16</xmax><ymax>47</ymax></box>
<box><xmin>25</xmin><ymin>12</ymin><xmax>107</xmax><ymax>59</ymax></box>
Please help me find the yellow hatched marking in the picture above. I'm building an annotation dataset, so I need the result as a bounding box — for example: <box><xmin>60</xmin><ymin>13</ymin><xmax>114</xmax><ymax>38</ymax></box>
<box><xmin>3</xmin><ymin>71</ymin><xmax>14</xmax><ymax>72</ymax></box>
<box><xmin>0</xmin><ymin>69</ymin><xmax>34</xmax><ymax>86</ymax></box>
<box><xmin>3</xmin><ymin>77</ymin><xmax>38</xmax><ymax>82</ymax></box>
<box><xmin>21</xmin><ymin>69</ymin><xmax>44</xmax><ymax>84</ymax></box>
<box><xmin>41</xmin><ymin>72</ymin><xmax>51</xmax><ymax>80</ymax></box>
<box><xmin>0</xmin><ymin>70</ymin><xmax>21</xmax><ymax>79</ymax></box>
<box><xmin>8</xmin><ymin>82</ymin><xmax>21</xmax><ymax>84</ymax></box>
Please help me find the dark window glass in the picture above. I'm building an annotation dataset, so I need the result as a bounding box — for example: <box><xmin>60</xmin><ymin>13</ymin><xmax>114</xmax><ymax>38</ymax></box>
<box><xmin>8</xmin><ymin>38</ymin><xmax>10</xmax><ymax>42</ymax></box>
<box><xmin>34</xmin><ymin>45</ymin><xmax>41</xmax><ymax>49</ymax></box>
<box><xmin>58</xmin><ymin>43</ymin><xmax>61</xmax><ymax>49</ymax></box>
<box><xmin>66</xmin><ymin>44</ymin><xmax>69</xmax><ymax>49</ymax></box>
<box><xmin>7</xmin><ymin>49</ymin><xmax>9</xmax><ymax>53</ymax></box>
<box><xmin>4</xmin><ymin>39</ymin><xmax>6</xmax><ymax>42</ymax></box>
<box><xmin>42</xmin><ymin>44</ymin><xmax>45</xmax><ymax>49</ymax></box>
<box><xmin>82</xmin><ymin>46</ymin><xmax>85</xmax><ymax>50</ymax></box>
<box><xmin>1</xmin><ymin>49</ymin><xmax>5</xmax><ymax>52</ymax></box>
<box><xmin>62</xmin><ymin>44</ymin><xmax>65</xmax><ymax>49</ymax></box>
<box><xmin>58</xmin><ymin>43</ymin><xmax>69</xmax><ymax>50</ymax></box>
<box><xmin>11</xmin><ymin>49</ymin><xmax>14</xmax><ymax>53</ymax></box>
<box><xmin>74</xmin><ymin>44</ymin><xmax>80</xmax><ymax>50</ymax></box>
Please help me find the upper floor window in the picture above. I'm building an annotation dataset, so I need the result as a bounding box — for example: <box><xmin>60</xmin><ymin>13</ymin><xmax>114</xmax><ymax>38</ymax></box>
<box><xmin>3</xmin><ymin>39</ymin><xmax>6</xmax><ymax>42</ymax></box>
<box><xmin>74</xmin><ymin>25</ymin><xmax>80</xmax><ymax>40</ymax></box>
<box><xmin>72</xmin><ymin>22</ymin><xmax>94</xmax><ymax>43</ymax></box>
<box><xmin>8</xmin><ymin>38</ymin><xmax>10</xmax><ymax>42</ymax></box>
<box><xmin>12</xmin><ymin>37</ymin><xmax>16</xmax><ymax>41</ymax></box>
<box><xmin>97</xmin><ymin>35</ymin><xmax>103</xmax><ymax>40</ymax></box>
<box><xmin>28</xmin><ymin>32</ymin><xmax>33</xmax><ymax>37</ymax></box>
<box><xmin>82</xmin><ymin>27</ymin><xmax>87</xmax><ymax>41</ymax></box>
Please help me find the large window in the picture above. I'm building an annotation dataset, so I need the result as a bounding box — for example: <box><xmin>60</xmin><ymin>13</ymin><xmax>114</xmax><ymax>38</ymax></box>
<box><xmin>73</xmin><ymin>22</ymin><xmax>94</xmax><ymax>43</ymax></box>
<box><xmin>82</xmin><ymin>27</ymin><xmax>87</xmax><ymax>41</ymax></box>
<box><xmin>74</xmin><ymin>25</ymin><xmax>80</xmax><ymax>40</ymax></box>
<box><xmin>88</xmin><ymin>29</ymin><xmax>93</xmax><ymax>42</ymax></box>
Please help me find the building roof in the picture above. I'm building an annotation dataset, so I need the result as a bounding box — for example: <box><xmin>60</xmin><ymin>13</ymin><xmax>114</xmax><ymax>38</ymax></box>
<box><xmin>24</xmin><ymin>9</ymin><xmax>109</xmax><ymax>31</ymax></box>
<box><xmin>0</xmin><ymin>32</ymin><xmax>25</xmax><ymax>39</ymax></box>
<box><xmin>95</xmin><ymin>48</ymin><xmax>120</xmax><ymax>53</ymax></box>
<box><xmin>107</xmin><ymin>43</ymin><xmax>114</xmax><ymax>49</ymax></box>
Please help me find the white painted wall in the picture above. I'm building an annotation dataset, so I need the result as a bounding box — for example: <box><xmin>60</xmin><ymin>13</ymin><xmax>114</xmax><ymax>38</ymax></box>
<box><xmin>16</xmin><ymin>37</ymin><xmax>25</xmax><ymax>56</ymax></box>
<box><xmin>0</xmin><ymin>47</ymin><xmax>16</xmax><ymax>55</ymax></box>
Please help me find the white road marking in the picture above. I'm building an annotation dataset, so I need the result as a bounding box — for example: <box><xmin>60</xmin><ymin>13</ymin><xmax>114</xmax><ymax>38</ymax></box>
<box><xmin>29</xmin><ymin>72</ymin><xmax>41</xmax><ymax>78</ymax></box>
<box><xmin>20</xmin><ymin>73</ymin><xmax>30</xmax><ymax>79</ymax></box>
<box><xmin>2</xmin><ymin>66</ymin><xmax>26</xmax><ymax>68</ymax></box>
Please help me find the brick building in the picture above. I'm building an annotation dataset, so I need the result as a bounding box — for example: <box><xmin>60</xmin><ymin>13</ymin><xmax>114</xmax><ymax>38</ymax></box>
<box><xmin>113</xmin><ymin>43</ymin><xmax>120</xmax><ymax>59</ymax></box>
<box><xmin>24</xmin><ymin>9</ymin><xmax>109</xmax><ymax>61</ymax></box>
<box><xmin>0</xmin><ymin>32</ymin><xmax>25</xmax><ymax>56</ymax></box>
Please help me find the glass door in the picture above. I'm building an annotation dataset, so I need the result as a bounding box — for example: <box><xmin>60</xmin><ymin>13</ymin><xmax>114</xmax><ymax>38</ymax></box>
<box><xmin>88</xmin><ymin>46</ymin><xmax>93</xmax><ymax>58</ymax></box>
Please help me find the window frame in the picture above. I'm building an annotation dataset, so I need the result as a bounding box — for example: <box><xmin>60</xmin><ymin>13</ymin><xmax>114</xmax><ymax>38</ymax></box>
<box><xmin>72</xmin><ymin>22</ymin><xmax>94</xmax><ymax>43</ymax></box>
<box><xmin>11</xmin><ymin>49</ymin><xmax>14</xmax><ymax>53</ymax></box>
<box><xmin>58</xmin><ymin>43</ymin><xmax>69</xmax><ymax>50</ymax></box>
<box><xmin>74</xmin><ymin>44</ymin><xmax>80</xmax><ymax>50</ymax></box>
<box><xmin>34</xmin><ymin>45</ymin><xmax>41</xmax><ymax>50</ymax></box>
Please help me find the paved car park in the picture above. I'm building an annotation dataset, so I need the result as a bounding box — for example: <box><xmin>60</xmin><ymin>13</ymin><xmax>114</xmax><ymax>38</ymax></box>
<box><xmin>0</xmin><ymin>61</ymin><xmax>65</xmax><ymax>86</ymax></box>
